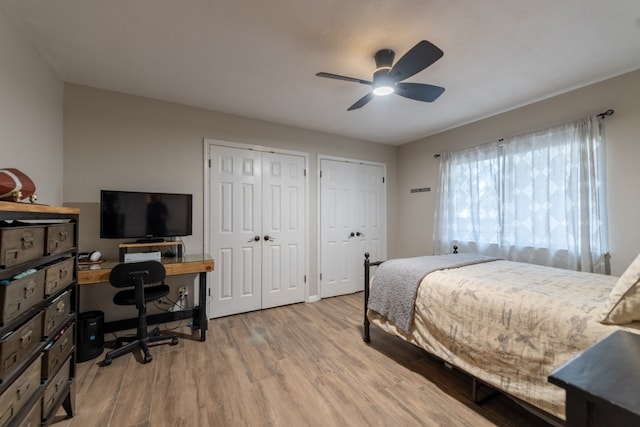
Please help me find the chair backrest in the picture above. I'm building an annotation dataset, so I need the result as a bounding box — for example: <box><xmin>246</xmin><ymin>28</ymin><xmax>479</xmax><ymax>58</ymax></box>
<box><xmin>109</xmin><ymin>261</ymin><xmax>166</xmax><ymax>288</ymax></box>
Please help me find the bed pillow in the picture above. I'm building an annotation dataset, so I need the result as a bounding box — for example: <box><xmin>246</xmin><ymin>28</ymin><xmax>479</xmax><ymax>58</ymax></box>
<box><xmin>600</xmin><ymin>253</ymin><xmax>640</xmax><ymax>324</ymax></box>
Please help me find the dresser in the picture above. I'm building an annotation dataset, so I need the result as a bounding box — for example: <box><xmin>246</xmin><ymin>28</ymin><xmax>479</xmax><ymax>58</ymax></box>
<box><xmin>0</xmin><ymin>202</ymin><xmax>78</xmax><ymax>426</ymax></box>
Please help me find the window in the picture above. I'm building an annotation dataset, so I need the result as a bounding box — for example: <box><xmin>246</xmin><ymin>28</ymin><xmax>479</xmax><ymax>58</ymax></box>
<box><xmin>434</xmin><ymin>116</ymin><xmax>609</xmax><ymax>273</ymax></box>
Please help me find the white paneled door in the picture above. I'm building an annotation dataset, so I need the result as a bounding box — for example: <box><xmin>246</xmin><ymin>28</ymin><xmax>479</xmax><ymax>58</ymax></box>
<box><xmin>320</xmin><ymin>159</ymin><xmax>385</xmax><ymax>298</ymax></box>
<box><xmin>209</xmin><ymin>145</ymin><xmax>306</xmax><ymax>318</ymax></box>
<box><xmin>261</xmin><ymin>152</ymin><xmax>306</xmax><ymax>309</ymax></box>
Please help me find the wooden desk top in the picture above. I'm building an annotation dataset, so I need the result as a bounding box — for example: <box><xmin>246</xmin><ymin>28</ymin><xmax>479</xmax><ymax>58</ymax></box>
<box><xmin>77</xmin><ymin>254</ymin><xmax>214</xmax><ymax>285</ymax></box>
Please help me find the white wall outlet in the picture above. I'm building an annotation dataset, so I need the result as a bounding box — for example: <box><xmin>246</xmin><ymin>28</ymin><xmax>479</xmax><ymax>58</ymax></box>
<box><xmin>179</xmin><ymin>286</ymin><xmax>188</xmax><ymax>297</ymax></box>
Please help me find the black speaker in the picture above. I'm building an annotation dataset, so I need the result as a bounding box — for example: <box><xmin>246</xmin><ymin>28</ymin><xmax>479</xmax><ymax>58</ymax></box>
<box><xmin>77</xmin><ymin>310</ymin><xmax>104</xmax><ymax>362</ymax></box>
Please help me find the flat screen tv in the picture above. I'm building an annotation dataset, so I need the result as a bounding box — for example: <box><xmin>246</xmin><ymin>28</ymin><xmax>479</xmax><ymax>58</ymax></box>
<box><xmin>100</xmin><ymin>190</ymin><xmax>193</xmax><ymax>241</ymax></box>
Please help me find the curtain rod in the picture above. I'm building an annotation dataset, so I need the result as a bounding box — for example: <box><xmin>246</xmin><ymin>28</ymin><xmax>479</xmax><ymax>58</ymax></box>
<box><xmin>434</xmin><ymin>109</ymin><xmax>615</xmax><ymax>159</ymax></box>
<box><xmin>597</xmin><ymin>109</ymin><xmax>615</xmax><ymax>119</ymax></box>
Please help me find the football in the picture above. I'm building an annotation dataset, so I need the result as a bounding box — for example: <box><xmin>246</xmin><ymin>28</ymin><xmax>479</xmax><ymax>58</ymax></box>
<box><xmin>0</xmin><ymin>168</ymin><xmax>37</xmax><ymax>202</ymax></box>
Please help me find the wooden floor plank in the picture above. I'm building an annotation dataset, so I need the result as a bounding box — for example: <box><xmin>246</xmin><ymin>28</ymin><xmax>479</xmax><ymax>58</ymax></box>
<box><xmin>108</xmin><ymin>352</ymin><xmax>157</xmax><ymax>426</ymax></box>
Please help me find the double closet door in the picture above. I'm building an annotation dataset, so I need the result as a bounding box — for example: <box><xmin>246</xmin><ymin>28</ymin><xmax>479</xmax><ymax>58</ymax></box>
<box><xmin>208</xmin><ymin>145</ymin><xmax>306</xmax><ymax>318</ymax></box>
<box><xmin>320</xmin><ymin>159</ymin><xmax>385</xmax><ymax>298</ymax></box>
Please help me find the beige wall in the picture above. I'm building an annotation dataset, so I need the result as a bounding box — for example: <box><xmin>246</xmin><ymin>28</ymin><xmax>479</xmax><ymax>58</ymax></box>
<box><xmin>0</xmin><ymin>13</ymin><xmax>63</xmax><ymax>204</ymax></box>
<box><xmin>63</xmin><ymin>83</ymin><xmax>398</xmax><ymax>310</ymax></box>
<box><xmin>397</xmin><ymin>68</ymin><xmax>640</xmax><ymax>276</ymax></box>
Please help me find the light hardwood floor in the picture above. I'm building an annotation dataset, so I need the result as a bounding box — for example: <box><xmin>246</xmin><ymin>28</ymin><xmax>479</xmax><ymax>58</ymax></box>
<box><xmin>53</xmin><ymin>293</ymin><xmax>552</xmax><ymax>427</ymax></box>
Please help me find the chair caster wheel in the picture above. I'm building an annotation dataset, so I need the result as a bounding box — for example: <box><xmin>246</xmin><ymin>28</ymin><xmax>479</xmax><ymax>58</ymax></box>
<box><xmin>144</xmin><ymin>353</ymin><xmax>153</xmax><ymax>363</ymax></box>
<box><xmin>103</xmin><ymin>358</ymin><xmax>112</xmax><ymax>366</ymax></box>
<box><xmin>171</xmin><ymin>337</ymin><xmax>179</xmax><ymax>345</ymax></box>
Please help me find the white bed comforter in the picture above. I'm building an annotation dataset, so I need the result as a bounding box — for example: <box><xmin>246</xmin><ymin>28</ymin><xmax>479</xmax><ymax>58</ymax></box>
<box><xmin>368</xmin><ymin>260</ymin><xmax>639</xmax><ymax>420</ymax></box>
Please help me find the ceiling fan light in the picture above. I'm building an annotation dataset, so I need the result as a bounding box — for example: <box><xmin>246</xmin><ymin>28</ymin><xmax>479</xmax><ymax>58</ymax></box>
<box><xmin>373</xmin><ymin>85</ymin><xmax>394</xmax><ymax>96</ymax></box>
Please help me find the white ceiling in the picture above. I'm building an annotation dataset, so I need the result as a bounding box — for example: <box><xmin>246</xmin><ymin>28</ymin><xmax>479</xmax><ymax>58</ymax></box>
<box><xmin>2</xmin><ymin>1</ymin><xmax>640</xmax><ymax>145</ymax></box>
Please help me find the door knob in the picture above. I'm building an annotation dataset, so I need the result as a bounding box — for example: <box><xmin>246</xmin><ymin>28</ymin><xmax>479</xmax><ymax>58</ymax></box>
<box><xmin>349</xmin><ymin>232</ymin><xmax>355</xmax><ymax>238</ymax></box>
<box><xmin>263</xmin><ymin>235</ymin><xmax>276</xmax><ymax>241</ymax></box>
<box><xmin>356</xmin><ymin>232</ymin><xmax>365</xmax><ymax>237</ymax></box>
<box><xmin>248</xmin><ymin>235</ymin><xmax>260</xmax><ymax>242</ymax></box>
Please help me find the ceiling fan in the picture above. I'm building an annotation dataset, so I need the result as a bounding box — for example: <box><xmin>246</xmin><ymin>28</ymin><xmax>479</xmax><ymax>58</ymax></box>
<box><xmin>316</xmin><ymin>40</ymin><xmax>445</xmax><ymax>111</ymax></box>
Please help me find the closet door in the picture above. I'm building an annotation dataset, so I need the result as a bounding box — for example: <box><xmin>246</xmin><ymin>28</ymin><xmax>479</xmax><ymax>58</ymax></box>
<box><xmin>209</xmin><ymin>146</ymin><xmax>263</xmax><ymax>318</ymax></box>
<box><xmin>320</xmin><ymin>159</ymin><xmax>385</xmax><ymax>298</ymax></box>
<box><xmin>356</xmin><ymin>163</ymin><xmax>384</xmax><ymax>264</ymax></box>
<box><xmin>348</xmin><ymin>161</ymin><xmax>385</xmax><ymax>294</ymax></box>
<box><xmin>261</xmin><ymin>152</ymin><xmax>306</xmax><ymax>309</ymax></box>
<box><xmin>209</xmin><ymin>145</ymin><xmax>307</xmax><ymax>317</ymax></box>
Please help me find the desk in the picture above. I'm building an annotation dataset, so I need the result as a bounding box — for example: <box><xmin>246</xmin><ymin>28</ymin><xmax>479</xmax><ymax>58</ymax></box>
<box><xmin>78</xmin><ymin>254</ymin><xmax>214</xmax><ymax>341</ymax></box>
<box><xmin>549</xmin><ymin>330</ymin><xmax>640</xmax><ymax>426</ymax></box>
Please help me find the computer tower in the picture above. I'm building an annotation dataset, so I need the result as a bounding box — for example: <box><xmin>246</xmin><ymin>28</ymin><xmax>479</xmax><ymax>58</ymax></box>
<box><xmin>77</xmin><ymin>310</ymin><xmax>104</xmax><ymax>362</ymax></box>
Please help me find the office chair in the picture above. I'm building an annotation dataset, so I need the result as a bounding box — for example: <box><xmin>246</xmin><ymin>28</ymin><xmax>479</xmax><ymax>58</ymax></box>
<box><xmin>102</xmin><ymin>261</ymin><xmax>178</xmax><ymax>365</ymax></box>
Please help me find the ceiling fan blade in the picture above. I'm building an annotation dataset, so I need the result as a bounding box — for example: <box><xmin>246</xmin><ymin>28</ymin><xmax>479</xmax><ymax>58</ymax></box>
<box><xmin>347</xmin><ymin>92</ymin><xmax>375</xmax><ymax>111</ymax></box>
<box><xmin>388</xmin><ymin>40</ymin><xmax>443</xmax><ymax>82</ymax></box>
<box><xmin>316</xmin><ymin>72</ymin><xmax>372</xmax><ymax>85</ymax></box>
<box><xmin>395</xmin><ymin>82</ymin><xmax>445</xmax><ymax>102</ymax></box>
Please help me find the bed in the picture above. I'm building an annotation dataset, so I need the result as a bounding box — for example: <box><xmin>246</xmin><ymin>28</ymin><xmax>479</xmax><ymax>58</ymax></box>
<box><xmin>363</xmin><ymin>252</ymin><xmax>640</xmax><ymax>422</ymax></box>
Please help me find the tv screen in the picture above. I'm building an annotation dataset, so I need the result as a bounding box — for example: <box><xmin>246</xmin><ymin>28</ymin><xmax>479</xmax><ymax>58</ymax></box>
<box><xmin>100</xmin><ymin>190</ymin><xmax>193</xmax><ymax>240</ymax></box>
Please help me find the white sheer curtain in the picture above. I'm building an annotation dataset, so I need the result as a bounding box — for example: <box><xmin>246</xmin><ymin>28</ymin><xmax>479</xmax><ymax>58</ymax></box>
<box><xmin>434</xmin><ymin>116</ymin><xmax>609</xmax><ymax>273</ymax></box>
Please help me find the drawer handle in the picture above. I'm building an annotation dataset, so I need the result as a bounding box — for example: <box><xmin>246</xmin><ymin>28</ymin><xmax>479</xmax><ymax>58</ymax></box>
<box><xmin>0</xmin><ymin>405</ymin><xmax>14</xmax><ymax>426</ymax></box>
<box><xmin>59</xmin><ymin>230</ymin><xmax>68</xmax><ymax>241</ymax></box>
<box><xmin>8</xmin><ymin>301</ymin><xmax>20</xmax><ymax>315</ymax></box>
<box><xmin>21</xmin><ymin>233</ymin><xmax>35</xmax><ymax>249</ymax></box>
<box><xmin>20</xmin><ymin>330</ymin><xmax>33</xmax><ymax>348</ymax></box>
<box><xmin>24</xmin><ymin>284</ymin><xmax>36</xmax><ymax>298</ymax></box>
<box><xmin>48</xmin><ymin>279</ymin><xmax>59</xmax><ymax>292</ymax></box>
<box><xmin>55</xmin><ymin>376</ymin><xmax>65</xmax><ymax>391</ymax></box>
<box><xmin>3</xmin><ymin>351</ymin><xmax>18</xmax><ymax>371</ymax></box>
<box><xmin>59</xmin><ymin>337</ymin><xmax>69</xmax><ymax>352</ymax></box>
<box><xmin>56</xmin><ymin>300</ymin><xmax>65</xmax><ymax>313</ymax></box>
<box><xmin>4</xmin><ymin>248</ymin><xmax>18</xmax><ymax>262</ymax></box>
<box><xmin>16</xmin><ymin>379</ymin><xmax>31</xmax><ymax>400</ymax></box>
<box><xmin>59</xmin><ymin>267</ymin><xmax>69</xmax><ymax>279</ymax></box>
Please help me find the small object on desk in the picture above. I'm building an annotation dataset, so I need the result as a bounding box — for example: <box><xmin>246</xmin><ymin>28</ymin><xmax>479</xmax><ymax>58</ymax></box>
<box><xmin>78</xmin><ymin>262</ymin><xmax>103</xmax><ymax>270</ymax></box>
<box><xmin>119</xmin><ymin>241</ymin><xmax>184</xmax><ymax>262</ymax></box>
<box><xmin>79</xmin><ymin>251</ymin><xmax>102</xmax><ymax>263</ymax></box>
<box><xmin>549</xmin><ymin>330</ymin><xmax>640</xmax><ymax>426</ymax></box>
<box><xmin>78</xmin><ymin>258</ymin><xmax>105</xmax><ymax>266</ymax></box>
<box><xmin>124</xmin><ymin>251</ymin><xmax>162</xmax><ymax>263</ymax></box>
